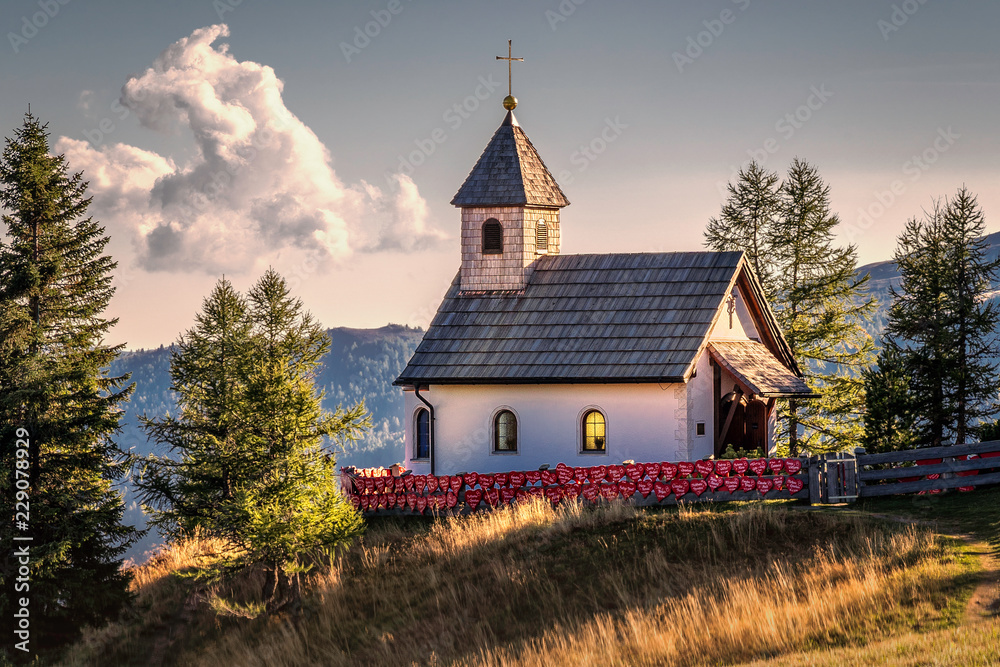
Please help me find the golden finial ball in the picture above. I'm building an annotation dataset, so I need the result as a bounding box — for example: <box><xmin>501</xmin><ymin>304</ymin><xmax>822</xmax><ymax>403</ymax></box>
<box><xmin>503</xmin><ymin>95</ymin><xmax>518</xmax><ymax>110</ymax></box>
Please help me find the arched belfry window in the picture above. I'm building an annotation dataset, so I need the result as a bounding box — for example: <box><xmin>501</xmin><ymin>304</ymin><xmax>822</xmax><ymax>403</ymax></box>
<box><xmin>582</xmin><ymin>410</ymin><xmax>606</xmax><ymax>452</ymax></box>
<box><xmin>494</xmin><ymin>410</ymin><xmax>518</xmax><ymax>452</ymax></box>
<box><xmin>415</xmin><ymin>408</ymin><xmax>430</xmax><ymax>459</ymax></box>
<box><xmin>535</xmin><ymin>220</ymin><xmax>548</xmax><ymax>252</ymax></box>
<box><xmin>482</xmin><ymin>219</ymin><xmax>503</xmax><ymax>255</ymax></box>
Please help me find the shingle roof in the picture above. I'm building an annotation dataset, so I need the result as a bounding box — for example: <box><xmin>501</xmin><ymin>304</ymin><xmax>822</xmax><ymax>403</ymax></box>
<box><xmin>396</xmin><ymin>251</ymin><xmax>768</xmax><ymax>385</ymax></box>
<box><xmin>707</xmin><ymin>341</ymin><xmax>816</xmax><ymax>398</ymax></box>
<box><xmin>451</xmin><ymin>111</ymin><xmax>570</xmax><ymax>208</ymax></box>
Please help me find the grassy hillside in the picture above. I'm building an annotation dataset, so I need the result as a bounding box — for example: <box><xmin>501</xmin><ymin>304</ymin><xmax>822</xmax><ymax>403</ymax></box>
<box><xmin>110</xmin><ymin>324</ymin><xmax>424</xmax><ymax>562</ymax></box>
<box><xmin>56</xmin><ymin>488</ymin><xmax>1000</xmax><ymax>667</ymax></box>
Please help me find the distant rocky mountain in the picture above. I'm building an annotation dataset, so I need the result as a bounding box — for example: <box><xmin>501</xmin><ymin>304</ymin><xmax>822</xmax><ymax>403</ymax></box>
<box><xmin>112</xmin><ymin>323</ymin><xmax>424</xmax><ymax>561</ymax></box>
<box><xmin>856</xmin><ymin>229</ymin><xmax>1000</xmax><ymax>337</ymax></box>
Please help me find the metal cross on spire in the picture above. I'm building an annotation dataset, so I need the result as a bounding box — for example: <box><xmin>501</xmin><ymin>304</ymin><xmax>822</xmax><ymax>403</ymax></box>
<box><xmin>496</xmin><ymin>39</ymin><xmax>523</xmax><ymax>110</ymax></box>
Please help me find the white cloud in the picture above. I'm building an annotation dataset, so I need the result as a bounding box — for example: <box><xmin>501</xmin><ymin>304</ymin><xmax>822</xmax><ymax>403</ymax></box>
<box><xmin>56</xmin><ymin>24</ymin><xmax>445</xmax><ymax>274</ymax></box>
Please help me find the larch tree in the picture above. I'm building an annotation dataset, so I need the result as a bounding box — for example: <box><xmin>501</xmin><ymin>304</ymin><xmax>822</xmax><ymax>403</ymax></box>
<box><xmin>705</xmin><ymin>158</ymin><xmax>875</xmax><ymax>455</ymax></box>
<box><xmin>0</xmin><ymin>113</ymin><xmax>139</xmax><ymax>651</ymax></box>
<box><xmin>137</xmin><ymin>270</ymin><xmax>369</xmax><ymax>613</ymax></box>
<box><xmin>885</xmin><ymin>189</ymin><xmax>999</xmax><ymax>447</ymax></box>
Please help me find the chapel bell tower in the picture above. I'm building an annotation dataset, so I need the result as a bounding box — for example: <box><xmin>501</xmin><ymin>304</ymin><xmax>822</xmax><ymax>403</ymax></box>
<box><xmin>450</xmin><ymin>41</ymin><xmax>570</xmax><ymax>294</ymax></box>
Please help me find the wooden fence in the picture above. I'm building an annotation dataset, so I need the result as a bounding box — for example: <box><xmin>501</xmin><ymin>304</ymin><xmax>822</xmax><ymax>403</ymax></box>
<box><xmin>854</xmin><ymin>440</ymin><xmax>1000</xmax><ymax>498</ymax></box>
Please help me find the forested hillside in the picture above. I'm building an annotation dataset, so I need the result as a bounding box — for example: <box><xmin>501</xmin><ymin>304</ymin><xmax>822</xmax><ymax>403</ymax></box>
<box><xmin>111</xmin><ymin>324</ymin><xmax>423</xmax><ymax>561</ymax></box>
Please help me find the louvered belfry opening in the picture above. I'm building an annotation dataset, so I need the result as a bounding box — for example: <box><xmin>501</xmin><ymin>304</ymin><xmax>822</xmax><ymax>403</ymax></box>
<box><xmin>482</xmin><ymin>219</ymin><xmax>503</xmax><ymax>254</ymax></box>
<box><xmin>536</xmin><ymin>220</ymin><xmax>548</xmax><ymax>252</ymax></box>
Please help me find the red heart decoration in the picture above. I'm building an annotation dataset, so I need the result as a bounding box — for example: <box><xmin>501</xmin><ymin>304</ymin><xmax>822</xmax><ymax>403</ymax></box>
<box><xmin>618</xmin><ymin>480</ymin><xmax>637</xmax><ymax>498</ymax></box>
<box><xmin>677</xmin><ymin>461</ymin><xmax>695</xmax><ymax>478</ymax></box>
<box><xmin>495</xmin><ymin>472</ymin><xmax>510</xmax><ymax>487</ymax></box>
<box><xmin>600</xmin><ymin>483</ymin><xmax>619</xmax><ymax>500</ymax></box>
<box><xmin>654</xmin><ymin>481</ymin><xmax>671</xmax><ymax>501</ymax></box>
<box><xmin>465</xmin><ymin>489</ymin><xmax>483</xmax><ymax>509</ymax></box>
<box><xmin>625</xmin><ymin>463</ymin><xmax>643</xmax><ymax>481</ymax></box>
<box><xmin>425</xmin><ymin>476</ymin><xmax>439</xmax><ymax>494</ymax></box>
<box><xmin>464</xmin><ymin>471</ymin><xmax>478</xmax><ymax>488</ymax></box>
<box><xmin>529</xmin><ymin>487</ymin><xmax>544</xmax><ymax>499</ymax></box>
<box><xmin>447</xmin><ymin>490</ymin><xmax>458</xmax><ymax>507</ymax></box>
<box><xmin>478</xmin><ymin>473</ymin><xmax>495</xmax><ymax>489</ymax></box>
<box><xmin>660</xmin><ymin>462</ymin><xmax>678</xmax><ymax>481</ymax></box>
<box><xmin>517</xmin><ymin>489</ymin><xmax>530</xmax><ymax>502</ymax></box>
<box><xmin>406</xmin><ymin>492</ymin><xmax>417</xmax><ymax>510</ymax></box>
<box><xmin>768</xmin><ymin>459</ymin><xmax>785</xmax><ymax>474</ymax></box>
<box><xmin>739</xmin><ymin>477</ymin><xmax>756</xmax><ymax>492</ymax></box>
<box><xmin>608</xmin><ymin>465</ymin><xmax>626</xmax><ymax>483</ymax></box>
<box><xmin>787</xmin><ymin>477</ymin><xmax>804</xmax><ymax>494</ymax></box>
<box><xmin>415</xmin><ymin>496</ymin><xmax>427</xmax><ymax>513</ymax></box>
<box><xmin>449</xmin><ymin>476</ymin><xmax>463</xmax><ymax>493</ymax></box>
<box><xmin>748</xmin><ymin>459</ymin><xmax>767</xmax><ymax>476</ymax></box>
<box><xmin>380</xmin><ymin>494</ymin><xmax>391</xmax><ymax>509</ymax></box>
<box><xmin>398</xmin><ymin>478</ymin><xmax>408</xmax><ymax>493</ymax></box>
<box><xmin>525</xmin><ymin>470</ymin><xmax>542</xmax><ymax>485</ymax></box>
<box><xmin>637</xmin><ymin>478</ymin><xmax>654</xmax><ymax>497</ymax></box>
<box><xmin>510</xmin><ymin>471</ymin><xmax>527</xmax><ymax>488</ymax></box>
<box><xmin>500</xmin><ymin>487</ymin><xmax>517</xmax><ymax>504</ymax></box>
<box><xmin>582</xmin><ymin>484</ymin><xmax>600</xmax><ymax>502</ymax></box>
<box><xmin>784</xmin><ymin>459</ymin><xmax>802</xmax><ymax>475</ymax></box>
<box><xmin>541</xmin><ymin>470</ymin><xmax>559</xmax><ymax>486</ymax></box>
<box><xmin>723</xmin><ymin>477</ymin><xmax>740</xmax><ymax>493</ymax></box>
<box><xmin>643</xmin><ymin>462</ymin><xmax>661</xmax><ymax>479</ymax></box>
<box><xmin>756</xmin><ymin>478</ymin><xmax>773</xmax><ymax>494</ymax></box>
<box><xmin>694</xmin><ymin>460</ymin><xmax>714</xmax><ymax>477</ymax></box>
<box><xmin>715</xmin><ymin>460</ymin><xmax>733</xmax><ymax>476</ymax></box>
<box><xmin>486</xmin><ymin>488</ymin><xmax>500</xmax><ymax>506</ymax></box>
<box><xmin>403</xmin><ymin>475</ymin><xmax>415</xmax><ymax>492</ymax></box>
<box><xmin>545</xmin><ymin>487</ymin><xmax>562</xmax><ymax>503</ymax></box>
<box><xmin>732</xmin><ymin>459</ymin><xmax>749</xmax><ymax>475</ymax></box>
<box><xmin>556</xmin><ymin>462</ymin><xmax>570</xmax><ymax>471</ymax></box>
<box><xmin>375</xmin><ymin>478</ymin><xmax>386</xmax><ymax>493</ymax></box>
<box><xmin>439</xmin><ymin>475</ymin><xmax>453</xmax><ymax>491</ymax></box>
<box><xmin>573</xmin><ymin>467</ymin><xmax>588</xmax><ymax>483</ymax></box>
<box><xmin>690</xmin><ymin>479</ymin><xmax>708</xmax><ymax>496</ymax></box>
<box><xmin>386</xmin><ymin>493</ymin><xmax>398</xmax><ymax>509</ymax></box>
<box><xmin>670</xmin><ymin>479</ymin><xmax>690</xmax><ymax>497</ymax></box>
<box><xmin>361</xmin><ymin>478</ymin><xmax>372</xmax><ymax>493</ymax></box>
<box><xmin>706</xmin><ymin>474</ymin><xmax>724</xmax><ymax>491</ymax></box>
<box><xmin>589</xmin><ymin>466</ymin><xmax>608</xmax><ymax>483</ymax></box>
<box><xmin>413</xmin><ymin>475</ymin><xmax>427</xmax><ymax>494</ymax></box>
<box><xmin>557</xmin><ymin>467</ymin><xmax>574</xmax><ymax>484</ymax></box>
<box><xmin>359</xmin><ymin>495</ymin><xmax>369</xmax><ymax>511</ymax></box>
<box><xmin>772</xmin><ymin>476</ymin><xmax>786</xmax><ymax>491</ymax></box>
<box><xmin>350</xmin><ymin>494</ymin><xmax>361</xmax><ymax>510</ymax></box>
<box><xmin>562</xmin><ymin>482</ymin><xmax>582</xmax><ymax>499</ymax></box>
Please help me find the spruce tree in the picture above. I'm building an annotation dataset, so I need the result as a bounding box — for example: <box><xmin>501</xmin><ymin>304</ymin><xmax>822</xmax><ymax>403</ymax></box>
<box><xmin>862</xmin><ymin>343</ymin><xmax>918</xmax><ymax>453</ymax></box>
<box><xmin>137</xmin><ymin>270</ymin><xmax>369</xmax><ymax>612</ymax></box>
<box><xmin>705</xmin><ymin>158</ymin><xmax>875</xmax><ymax>455</ymax></box>
<box><xmin>0</xmin><ymin>113</ymin><xmax>139</xmax><ymax>651</ymax></box>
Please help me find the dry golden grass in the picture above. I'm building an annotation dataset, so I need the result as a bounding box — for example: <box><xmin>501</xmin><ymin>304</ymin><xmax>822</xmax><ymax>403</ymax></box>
<box><xmin>175</xmin><ymin>500</ymin><xmax>978</xmax><ymax>667</ymax></box>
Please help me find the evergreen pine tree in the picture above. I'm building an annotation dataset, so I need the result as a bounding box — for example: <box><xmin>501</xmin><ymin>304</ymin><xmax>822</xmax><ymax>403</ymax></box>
<box><xmin>137</xmin><ymin>270</ymin><xmax>369</xmax><ymax>612</ymax></box>
<box><xmin>862</xmin><ymin>343</ymin><xmax>918</xmax><ymax>453</ymax></box>
<box><xmin>704</xmin><ymin>161</ymin><xmax>782</xmax><ymax>300</ymax></box>
<box><xmin>886</xmin><ymin>189</ymin><xmax>999</xmax><ymax>446</ymax></box>
<box><xmin>705</xmin><ymin>158</ymin><xmax>875</xmax><ymax>455</ymax></box>
<box><xmin>0</xmin><ymin>113</ymin><xmax>139</xmax><ymax>651</ymax></box>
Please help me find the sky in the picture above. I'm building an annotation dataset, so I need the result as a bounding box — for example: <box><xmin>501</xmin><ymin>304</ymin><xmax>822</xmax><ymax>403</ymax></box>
<box><xmin>1</xmin><ymin>0</ymin><xmax>998</xmax><ymax>349</ymax></box>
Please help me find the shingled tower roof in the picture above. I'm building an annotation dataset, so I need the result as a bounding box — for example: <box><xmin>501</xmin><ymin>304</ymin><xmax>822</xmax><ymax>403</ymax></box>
<box><xmin>451</xmin><ymin>111</ymin><xmax>570</xmax><ymax>208</ymax></box>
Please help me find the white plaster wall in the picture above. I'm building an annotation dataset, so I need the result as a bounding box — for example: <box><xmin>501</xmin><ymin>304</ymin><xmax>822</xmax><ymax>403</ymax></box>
<box><xmin>686</xmin><ymin>350</ymin><xmax>716</xmax><ymax>461</ymax></box>
<box><xmin>709</xmin><ymin>285</ymin><xmax>759</xmax><ymax>342</ymax></box>
<box><xmin>403</xmin><ymin>383</ymin><xmax>683</xmax><ymax>475</ymax></box>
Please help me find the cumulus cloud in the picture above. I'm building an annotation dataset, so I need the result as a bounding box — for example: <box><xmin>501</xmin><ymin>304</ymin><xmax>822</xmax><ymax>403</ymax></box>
<box><xmin>57</xmin><ymin>24</ymin><xmax>445</xmax><ymax>274</ymax></box>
